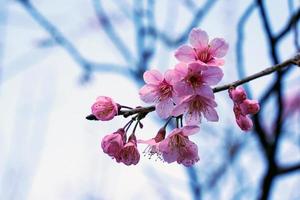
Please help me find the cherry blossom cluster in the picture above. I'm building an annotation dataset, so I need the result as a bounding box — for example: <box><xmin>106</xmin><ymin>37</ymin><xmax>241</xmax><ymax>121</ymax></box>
<box><xmin>88</xmin><ymin>28</ymin><xmax>260</xmax><ymax>167</ymax></box>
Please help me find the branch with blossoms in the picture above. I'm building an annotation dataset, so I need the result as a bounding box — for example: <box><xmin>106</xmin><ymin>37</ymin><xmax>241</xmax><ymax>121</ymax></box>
<box><xmin>86</xmin><ymin>28</ymin><xmax>300</xmax><ymax>167</ymax></box>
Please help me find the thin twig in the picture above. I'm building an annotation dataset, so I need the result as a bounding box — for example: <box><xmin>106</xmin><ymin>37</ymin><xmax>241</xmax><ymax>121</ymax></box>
<box><xmin>213</xmin><ymin>55</ymin><xmax>299</xmax><ymax>92</ymax></box>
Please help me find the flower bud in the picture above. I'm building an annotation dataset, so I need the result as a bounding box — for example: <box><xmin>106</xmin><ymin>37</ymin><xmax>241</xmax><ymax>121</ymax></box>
<box><xmin>91</xmin><ymin>96</ymin><xmax>118</xmax><ymax>121</ymax></box>
<box><xmin>229</xmin><ymin>87</ymin><xmax>247</xmax><ymax>104</ymax></box>
<box><xmin>236</xmin><ymin>115</ymin><xmax>253</xmax><ymax>131</ymax></box>
<box><xmin>101</xmin><ymin>129</ymin><xmax>125</xmax><ymax>158</ymax></box>
<box><xmin>240</xmin><ymin>99</ymin><xmax>260</xmax><ymax>115</ymax></box>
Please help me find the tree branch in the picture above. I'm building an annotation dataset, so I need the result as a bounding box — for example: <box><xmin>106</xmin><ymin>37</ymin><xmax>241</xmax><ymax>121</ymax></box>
<box><xmin>157</xmin><ymin>0</ymin><xmax>217</xmax><ymax>47</ymax></box>
<box><xmin>17</xmin><ymin>0</ymin><xmax>134</xmax><ymax>79</ymax></box>
<box><xmin>213</xmin><ymin>54</ymin><xmax>299</xmax><ymax>92</ymax></box>
<box><xmin>86</xmin><ymin>55</ymin><xmax>300</xmax><ymax>120</ymax></box>
<box><xmin>92</xmin><ymin>0</ymin><xmax>135</xmax><ymax>63</ymax></box>
<box><xmin>277</xmin><ymin>162</ymin><xmax>300</xmax><ymax>175</ymax></box>
<box><xmin>236</xmin><ymin>2</ymin><xmax>256</xmax><ymax>98</ymax></box>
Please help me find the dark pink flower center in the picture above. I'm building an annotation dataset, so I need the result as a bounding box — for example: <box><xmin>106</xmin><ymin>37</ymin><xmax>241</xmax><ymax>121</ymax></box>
<box><xmin>189</xmin><ymin>97</ymin><xmax>204</xmax><ymax>111</ymax></box>
<box><xmin>185</xmin><ymin>73</ymin><xmax>203</xmax><ymax>89</ymax></box>
<box><xmin>169</xmin><ymin>134</ymin><xmax>188</xmax><ymax>149</ymax></box>
<box><xmin>158</xmin><ymin>80</ymin><xmax>173</xmax><ymax>100</ymax></box>
<box><xmin>195</xmin><ymin>48</ymin><xmax>212</xmax><ymax>63</ymax></box>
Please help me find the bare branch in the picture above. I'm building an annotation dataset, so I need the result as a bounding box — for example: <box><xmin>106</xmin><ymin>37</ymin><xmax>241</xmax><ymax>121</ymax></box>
<box><xmin>275</xmin><ymin>7</ymin><xmax>300</xmax><ymax>41</ymax></box>
<box><xmin>277</xmin><ymin>162</ymin><xmax>300</xmax><ymax>175</ymax></box>
<box><xmin>213</xmin><ymin>55</ymin><xmax>299</xmax><ymax>92</ymax></box>
<box><xmin>17</xmin><ymin>0</ymin><xmax>133</xmax><ymax>77</ymax></box>
<box><xmin>236</xmin><ymin>2</ymin><xmax>256</xmax><ymax>98</ymax></box>
<box><xmin>157</xmin><ymin>0</ymin><xmax>217</xmax><ymax>47</ymax></box>
<box><xmin>92</xmin><ymin>0</ymin><xmax>135</xmax><ymax>63</ymax></box>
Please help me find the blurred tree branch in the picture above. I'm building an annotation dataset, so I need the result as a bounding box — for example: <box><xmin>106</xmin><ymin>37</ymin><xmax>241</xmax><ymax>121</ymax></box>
<box><xmin>17</xmin><ymin>0</ymin><xmax>134</xmax><ymax>82</ymax></box>
<box><xmin>157</xmin><ymin>0</ymin><xmax>217</xmax><ymax>47</ymax></box>
<box><xmin>236</xmin><ymin>2</ymin><xmax>256</xmax><ymax>98</ymax></box>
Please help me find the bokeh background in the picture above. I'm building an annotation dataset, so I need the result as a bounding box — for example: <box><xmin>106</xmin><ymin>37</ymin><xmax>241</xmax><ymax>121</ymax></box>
<box><xmin>0</xmin><ymin>0</ymin><xmax>299</xmax><ymax>200</ymax></box>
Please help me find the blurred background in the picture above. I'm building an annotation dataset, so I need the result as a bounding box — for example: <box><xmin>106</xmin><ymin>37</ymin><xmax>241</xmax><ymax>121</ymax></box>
<box><xmin>0</xmin><ymin>0</ymin><xmax>299</xmax><ymax>199</ymax></box>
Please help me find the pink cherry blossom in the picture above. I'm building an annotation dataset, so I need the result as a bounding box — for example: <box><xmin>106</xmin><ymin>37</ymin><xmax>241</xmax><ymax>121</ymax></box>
<box><xmin>91</xmin><ymin>96</ymin><xmax>119</xmax><ymax>121</ymax></box>
<box><xmin>172</xmin><ymin>88</ymin><xmax>219</xmax><ymax>125</ymax></box>
<box><xmin>174</xmin><ymin>28</ymin><xmax>229</xmax><ymax>66</ymax></box>
<box><xmin>119</xmin><ymin>135</ymin><xmax>140</xmax><ymax>165</ymax></box>
<box><xmin>101</xmin><ymin>129</ymin><xmax>126</xmax><ymax>161</ymax></box>
<box><xmin>139</xmin><ymin>69</ymin><xmax>179</xmax><ymax>119</ymax></box>
<box><xmin>228</xmin><ymin>87</ymin><xmax>247</xmax><ymax>104</ymax></box>
<box><xmin>158</xmin><ymin>126</ymin><xmax>200</xmax><ymax>167</ymax></box>
<box><xmin>138</xmin><ymin>128</ymin><xmax>166</xmax><ymax>159</ymax></box>
<box><xmin>174</xmin><ymin>62</ymin><xmax>223</xmax><ymax>96</ymax></box>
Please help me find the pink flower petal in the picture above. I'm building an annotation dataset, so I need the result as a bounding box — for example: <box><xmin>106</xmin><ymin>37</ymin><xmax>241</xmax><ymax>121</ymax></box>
<box><xmin>165</xmin><ymin>69</ymin><xmax>181</xmax><ymax>85</ymax></box>
<box><xmin>185</xmin><ymin>111</ymin><xmax>201</xmax><ymax>125</ymax></box>
<box><xmin>177</xmin><ymin>141</ymin><xmax>199</xmax><ymax>167</ymax></box>
<box><xmin>181</xmin><ymin>125</ymin><xmax>200</xmax><ymax>136</ymax></box>
<box><xmin>143</xmin><ymin>69</ymin><xmax>163</xmax><ymax>84</ymax></box>
<box><xmin>201</xmin><ymin>66</ymin><xmax>224</xmax><ymax>85</ymax></box>
<box><xmin>209</xmin><ymin>38</ymin><xmax>229</xmax><ymax>58</ymax></box>
<box><xmin>189</xmin><ymin>28</ymin><xmax>209</xmax><ymax>50</ymax></box>
<box><xmin>156</xmin><ymin>99</ymin><xmax>174</xmax><ymax>119</ymax></box>
<box><xmin>207</xmin><ymin>58</ymin><xmax>225</xmax><ymax>66</ymax></box>
<box><xmin>174</xmin><ymin>81</ymin><xmax>194</xmax><ymax>97</ymax></box>
<box><xmin>172</xmin><ymin>102</ymin><xmax>189</xmax><ymax>117</ymax></box>
<box><xmin>138</xmin><ymin>138</ymin><xmax>156</xmax><ymax>145</ymax></box>
<box><xmin>174</xmin><ymin>45</ymin><xmax>196</xmax><ymax>62</ymax></box>
<box><xmin>188</xmin><ymin>62</ymin><xmax>208</xmax><ymax>73</ymax></box>
<box><xmin>159</xmin><ymin>139</ymin><xmax>178</xmax><ymax>163</ymax></box>
<box><xmin>174</xmin><ymin>62</ymin><xmax>188</xmax><ymax>78</ymax></box>
<box><xmin>194</xmin><ymin>85</ymin><xmax>214</xmax><ymax>99</ymax></box>
<box><xmin>139</xmin><ymin>84</ymin><xmax>158</xmax><ymax>103</ymax></box>
<box><xmin>203</xmin><ymin>106</ymin><xmax>219</xmax><ymax>122</ymax></box>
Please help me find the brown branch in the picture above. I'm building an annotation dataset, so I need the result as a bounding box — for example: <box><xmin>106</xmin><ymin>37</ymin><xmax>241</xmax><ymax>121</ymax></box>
<box><xmin>86</xmin><ymin>54</ymin><xmax>300</xmax><ymax>120</ymax></box>
<box><xmin>213</xmin><ymin>54</ymin><xmax>300</xmax><ymax>93</ymax></box>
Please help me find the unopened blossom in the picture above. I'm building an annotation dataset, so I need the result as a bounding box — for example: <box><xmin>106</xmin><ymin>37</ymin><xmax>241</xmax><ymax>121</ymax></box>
<box><xmin>139</xmin><ymin>69</ymin><xmax>179</xmax><ymax>119</ymax></box>
<box><xmin>119</xmin><ymin>135</ymin><xmax>140</xmax><ymax>165</ymax></box>
<box><xmin>174</xmin><ymin>62</ymin><xmax>223</xmax><ymax>96</ymax></box>
<box><xmin>236</xmin><ymin>114</ymin><xmax>253</xmax><ymax>131</ymax></box>
<box><xmin>175</xmin><ymin>28</ymin><xmax>229</xmax><ymax>66</ymax></box>
<box><xmin>172</xmin><ymin>88</ymin><xmax>218</xmax><ymax>125</ymax></box>
<box><xmin>239</xmin><ymin>99</ymin><xmax>260</xmax><ymax>115</ymax></box>
<box><xmin>158</xmin><ymin>126</ymin><xmax>200</xmax><ymax>167</ymax></box>
<box><xmin>101</xmin><ymin>129</ymin><xmax>126</xmax><ymax>161</ymax></box>
<box><xmin>229</xmin><ymin>87</ymin><xmax>260</xmax><ymax>131</ymax></box>
<box><xmin>91</xmin><ymin>96</ymin><xmax>119</xmax><ymax>121</ymax></box>
<box><xmin>228</xmin><ymin>86</ymin><xmax>247</xmax><ymax>104</ymax></box>
<box><xmin>138</xmin><ymin>127</ymin><xmax>166</xmax><ymax>159</ymax></box>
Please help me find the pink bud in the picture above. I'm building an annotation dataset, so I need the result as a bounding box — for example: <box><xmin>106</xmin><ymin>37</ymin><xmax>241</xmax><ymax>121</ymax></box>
<box><xmin>119</xmin><ymin>135</ymin><xmax>140</xmax><ymax>165</ymax></box>
<box><xmin>236</xmin><ymin>115</ymin><xmax>253</xmax><ymax>131</ymax></box>
<box><xmin>229</xmin><ymin>87</ymin><xmax>247</xmax><ymax>104</ymax></box>
<box><xmin>91</xmin><ymin>96</ymin><xmax>119</xmax><ymax>121</ymax></box>
<box><xmin>154</xmin><ymin>128</ymin><xmax>166</xmax><ymax>143</ymax></box>
<box><xmin>239</xmin><ymin>99</ymin><xmax>260</xmax><ymax>115</ymax></box>
<box><xmin>101</xmin><ymin>129</ymin><xmax>125</xmax><ymax>159</ymax></box>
